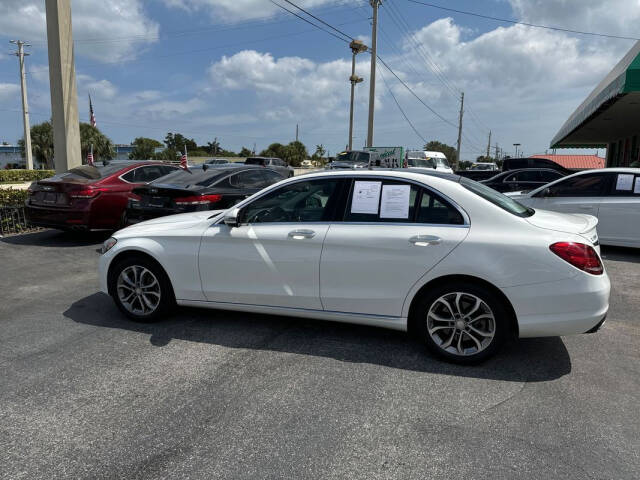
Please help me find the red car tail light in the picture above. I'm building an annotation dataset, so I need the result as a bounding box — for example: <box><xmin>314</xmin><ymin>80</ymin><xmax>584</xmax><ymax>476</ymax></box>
<box><xmin>174</xmin><ymin>194</ymin><xmax>222</xmax><ymax>206</ymax></box>
<box><xmin>549</xmin><ymin>242</ymin><xmax>603</xmax><ymax>275</ymax></box>
<box><xmin>69</xmin><ymin>187</ymin><xmax>106</xmax><ymax>199</ymax></box>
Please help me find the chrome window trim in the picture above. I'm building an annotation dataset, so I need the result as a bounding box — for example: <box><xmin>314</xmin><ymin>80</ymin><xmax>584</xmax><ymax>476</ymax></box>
<box><xmin>214</xmin><ymin>173</ymin><xmax>470</xmax><ymax>227</ymax></box>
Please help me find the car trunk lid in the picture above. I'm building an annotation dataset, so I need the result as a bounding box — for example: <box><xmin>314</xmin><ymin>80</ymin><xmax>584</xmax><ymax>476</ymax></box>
<box><xmin>28</xmin><ymin>176</ymin><xmax>96</xmax><ymax>207</ymax></box>
<box><xmin>526</xmin><ymin>209</ymin><xmax>600</xmax><ymax>250</ymax></box>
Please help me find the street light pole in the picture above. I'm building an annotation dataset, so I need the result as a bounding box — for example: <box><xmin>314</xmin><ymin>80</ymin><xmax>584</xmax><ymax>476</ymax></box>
<box><xmin>10</xmin><ymin>40</ymin><xmax>33</xmax><ymax>170</ymax></box>
<box><xmin>513</xmin><ymin>143</ymin><xmax>520</xmax><ymax>158</ymax></box>
<box><xmin>366</xmin><ymin>0</ymin><xmax>381</xmax><ymax>148</ymax></box>
<box><xmin>348</xmin><ymin>40</ymin><xmax>367</xmax><ymax>151</ymax></box>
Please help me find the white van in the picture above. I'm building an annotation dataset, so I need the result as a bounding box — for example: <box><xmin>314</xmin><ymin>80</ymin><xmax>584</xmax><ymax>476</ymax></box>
<box><xmin>406</xmin><ymin>150</ymin><xmax>454</xmax><ymax>174</ymax></box>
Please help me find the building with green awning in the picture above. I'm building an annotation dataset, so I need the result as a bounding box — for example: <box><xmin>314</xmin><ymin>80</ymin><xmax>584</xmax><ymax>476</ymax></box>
<box><xmin>551</xmin><ymin>41</ymin><xmax>640</xmax><ymax>167</ymax></box>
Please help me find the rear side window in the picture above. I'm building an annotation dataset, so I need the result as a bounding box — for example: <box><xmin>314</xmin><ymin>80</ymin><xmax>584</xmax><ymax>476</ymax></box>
<box><xmin>231</xmin><ymin>170</ymin><xmax>268</xmax><ymax>188</ymax></box>
<box><xmin>245</xmin><ymin>158</ymin><xmax>265</xmax><ymax>165</ymax></box>
<box><xmin>417</xmin><ymin>191</ymin><xmax>464</xmax><ymax>224</ymax></box>
<box><xmin>539</xmin><ymin>170</ymin><xmax>564</xmax><ymax>182</ymax></box>
<box><xmin>544</xmin><ymin>173</ymin><xmax>608</xmax><ymax>197</ymax></box>
<box><xmin>262</xmin><ymin>170</ymin><xmax>284</xmax><ymax>184</ymax></box>
<box><xmin>608</xmin><ymin>173</ymin><xmax>640</xmax><ymax>196</ymax></box>
<box><xmin>506</xmin><ymin>170</ymin><xmax>540</xmax><ymax>182</ymax></box>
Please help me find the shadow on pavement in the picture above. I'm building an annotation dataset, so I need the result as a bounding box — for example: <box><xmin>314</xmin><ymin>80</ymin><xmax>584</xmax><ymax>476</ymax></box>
<box><xmin>601</xmin><ymin>245</ymin><xmax>640</xmax><ymax>264</ymax></box>
<box><xmin>1</xmin><ymin>229</ymin><xmax>110</xmax><ymax>247</ymax></box>
<box><xmin>65</xmin><ymin>293</ymin><xmax>572</xmax><ymax>383</ymax></box>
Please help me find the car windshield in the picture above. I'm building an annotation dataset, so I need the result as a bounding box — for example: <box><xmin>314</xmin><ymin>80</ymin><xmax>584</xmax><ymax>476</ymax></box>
<box><xmin>152</xmin><ymin>166</ymin><xmax>231</xmax><ymax>187</ymax></box>
<box><xmin>471</xmin><ymin>164</ymin><xmax>492</xmax><ymax>170</ymax></box>
<box><xmin>407</xmin><ymin>157</ymin><xmax>436</xmax><ymax>168</ymax></box>
<box><xmin>460</xmin><ymin>177</ymin><xmax>534</xmax><ymax>217</ymax></box>
<box><xmin>335</xmin><ymin>152</ymin><xmax>367</xmax><ymax>163</ymax></box>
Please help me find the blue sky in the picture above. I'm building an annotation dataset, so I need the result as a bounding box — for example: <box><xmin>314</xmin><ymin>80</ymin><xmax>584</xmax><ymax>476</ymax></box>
<box><xmin>0</xmin><ymin>0</ymin><xmax>638</xmax><ymax>160</ymax></box>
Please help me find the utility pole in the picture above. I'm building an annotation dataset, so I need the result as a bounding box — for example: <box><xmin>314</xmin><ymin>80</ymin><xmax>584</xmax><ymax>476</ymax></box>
<box><xmin>486</xmin><ymin>130</ymin><xmax>492</xmax><ymax>159</ymax></box>
<box><xmin>295</xmin><ymin>124</ymin><xmax>299</xmax><ymax>142</ymax></box>
<box><xmin>455</xmin><ymin>92</ymin><xmax>464</xmax><ymax>169</ymax></box>
<box><xmin>11</xmin><ymin>40</ymin><xmax>33</xmax><ymax>170</ymax></box>
<box><xmin>214</xmin><ymin>136</ymin><xmax>218</xmax><ymax>156</ymax></box>
<box><xmin>46</xmin><ymin>0</ymin><xmax>82</xmax><ymax>173</ymax></box>
<box><xmin>348</xmin><ymin>40</ymin><xmax>367</xmax><ymax>151</ymax></box>
<box><xmin>366</xmin><ymin>0</ymin><xmax>381</xmax><ymax>148</ymax></box>
<box><xmin>494</xmin><ymin>142</ymin><xmax>499</xmax><ymax>161</ymax></box>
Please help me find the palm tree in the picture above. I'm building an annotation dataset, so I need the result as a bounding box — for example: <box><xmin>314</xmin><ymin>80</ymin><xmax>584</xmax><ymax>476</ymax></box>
<box><xmin>79</xmin><ymin>123</ymin><xmax>114</xmax><ymax>161</ymax></box>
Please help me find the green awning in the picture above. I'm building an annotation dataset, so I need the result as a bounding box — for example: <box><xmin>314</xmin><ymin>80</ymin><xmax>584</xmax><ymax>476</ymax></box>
<box><xmin>551</xmin><ymin>41</ymin><xmax>640</xmax><ymax>149</ymax></box>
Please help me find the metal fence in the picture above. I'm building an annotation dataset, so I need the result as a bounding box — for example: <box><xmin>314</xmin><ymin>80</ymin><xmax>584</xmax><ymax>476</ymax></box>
<box><xmin>0</xmin><ymin>206</ymin><xmax>39</xmax><ymax>236</ymax></box>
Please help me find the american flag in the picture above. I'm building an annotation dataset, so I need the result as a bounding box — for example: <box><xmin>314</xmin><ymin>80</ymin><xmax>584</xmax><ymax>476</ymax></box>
<box><xmin>180</xmin><ymin>147</ymin><xmax>190</xmax><ymax>172</ymax></box>
<box><xmin>87</xmin><ymin>144</ymin><xmax>95</xmax><ymax>166</ymax></box>
<box><xmin>89</xmin><ymin>94</ymin><xmax>97</xmax><ymax>128</ymax></box>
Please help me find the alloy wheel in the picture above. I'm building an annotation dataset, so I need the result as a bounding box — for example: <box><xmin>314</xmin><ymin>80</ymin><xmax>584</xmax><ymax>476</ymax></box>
<box><xmin>116</xmin><ymin>265</ymin><xmax>161</xmax><ymax>316</ymax></box>
<box><xmin>426</xmin><ymin>292</ymin><xmax>496</xmax><ymax>356</ymax></box>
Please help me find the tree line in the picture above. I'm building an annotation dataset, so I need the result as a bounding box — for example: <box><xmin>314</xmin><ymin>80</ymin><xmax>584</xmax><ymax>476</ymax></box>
<box><xmin>19</xmin><ymin>120</ymin><xmax>486</xmax><ymax>170</ymax></box>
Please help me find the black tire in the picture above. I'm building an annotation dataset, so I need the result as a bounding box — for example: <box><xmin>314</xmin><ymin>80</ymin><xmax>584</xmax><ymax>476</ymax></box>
<box><xmin>108</xmin><ymin>255</ymin><xmax>175</xmax><ymax>322</ymax></box>
<box><xmin>412</xmin><ymin>281</ymin><xmax>510</xmax><ymax>364</ymax></box>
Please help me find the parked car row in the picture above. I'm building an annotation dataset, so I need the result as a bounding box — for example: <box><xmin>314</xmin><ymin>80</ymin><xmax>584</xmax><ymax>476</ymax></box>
<box><xmin>25</xmin><ymin>160</ymin><xmax>286</xmax><ymax>231</ymax></box>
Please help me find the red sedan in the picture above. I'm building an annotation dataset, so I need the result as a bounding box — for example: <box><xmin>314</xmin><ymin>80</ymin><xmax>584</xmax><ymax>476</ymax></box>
<box><xmin>26</xmin><ymin>161</ymin><xmax>179</xmax><ymax>231</ymax></box>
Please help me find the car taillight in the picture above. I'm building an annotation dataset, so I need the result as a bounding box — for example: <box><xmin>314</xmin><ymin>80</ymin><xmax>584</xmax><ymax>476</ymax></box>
<box><xmin>69</xmin><ymin>187</ymin><xmax>105</xmax><ymax>199</ymax></box>
<box><xmin>174</xmin><ymin>194</ymin><xmax>222</xmax><ymax>205</ymax></box>
<box><xmin>549</xmin><ymin>242</ymin><xmax>603</xmax><ymax>275</ymax></box>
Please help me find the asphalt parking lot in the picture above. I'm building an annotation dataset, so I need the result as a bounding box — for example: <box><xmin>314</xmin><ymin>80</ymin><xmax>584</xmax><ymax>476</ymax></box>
<box><xmin>1</xmin><ymin>230</ymin><xmax>639</xmax><ymax>480</ymax></box>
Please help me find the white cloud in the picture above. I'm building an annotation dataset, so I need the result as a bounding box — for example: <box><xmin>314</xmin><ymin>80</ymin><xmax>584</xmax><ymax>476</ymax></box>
<box><xmin>0</xmin><ymin>0</ymin><xmax>159</xmax><ymax>63</ymax></box>
<box><xmin>161</xmin><ymin>0</ymin><xmax>339</xmax><ymax>21</ymax></box>
<box><xmin>208</xmin><ymin>50</ymin><xmax>374</xmax><ymax>121</ymax></box>
<box><xmin>0</xmin><ymin>83</ymin><xmax>20</xmax><ymax>102</ymax></box>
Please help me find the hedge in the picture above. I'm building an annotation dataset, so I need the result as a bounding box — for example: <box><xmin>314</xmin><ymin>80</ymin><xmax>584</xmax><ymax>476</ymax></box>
<box><xmin>0</xmin><ymin>169</ymin><xmax>55</xmax><ymax>183</ymax></box>
<box><xmin>0</xmin><ymin>188</ymin><xmax>29</xmax><ymax>206</ymax></box>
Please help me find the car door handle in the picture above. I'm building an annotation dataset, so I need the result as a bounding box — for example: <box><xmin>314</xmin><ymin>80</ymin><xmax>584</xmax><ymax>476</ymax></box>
<box><xmin>288</xmin><ymin>229</ymin><xmax>316</xmax><ymax>239</ymax></box>
<box><xmin>409</xmin><ymin>235</ymin><xmax>441</xmax><ymax>246</ymax></box>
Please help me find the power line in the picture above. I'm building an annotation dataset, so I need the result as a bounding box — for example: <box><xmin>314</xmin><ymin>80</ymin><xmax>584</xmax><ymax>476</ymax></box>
<box><xmin>406</xmin><ymin>0</ymin><xmax>640</xmax><ymax>41</ymax></box>
<box><xmin>279</xmin><ymin>0</ymin><xmax>354</xmax><ymax>41</ymax></box>
<box><xmin>378</xmin><ymin>66</ymin><xmax>427</xmax><ymax>144</ymax></box>
<box><xmin>267</xmin><ymin>0</ymin><xmax>351</xmax><ymax>43</ymax></box>
<box><xmin>376</xmin><ymin>55</ymin><xmax>457</xmax><ymax>128</ymax></box>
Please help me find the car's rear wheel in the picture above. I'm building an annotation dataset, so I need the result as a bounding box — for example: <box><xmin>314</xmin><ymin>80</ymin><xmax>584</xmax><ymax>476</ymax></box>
<box><xmin>413</xmin><ymin>282</ymin><xmax>509</xmax><ymax>364</ymax></box>
<box><xmin>109</xmin><ymin>256</ymin><xmax>174</xmax><ymax>322</ymax></box>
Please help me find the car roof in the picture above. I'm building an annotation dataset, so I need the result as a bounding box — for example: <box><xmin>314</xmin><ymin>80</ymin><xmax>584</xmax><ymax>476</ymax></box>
<box><xmin>294</xmin><ymin>168</ymin><xmax>462</xmax><ymax>185</ymax></box>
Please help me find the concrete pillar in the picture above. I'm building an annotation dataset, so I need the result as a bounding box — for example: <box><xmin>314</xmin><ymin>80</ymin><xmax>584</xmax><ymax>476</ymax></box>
<box><xmin>46</xmin><ymin>0</ymin><xmax>81</xmax><ymax>173</ymax></box>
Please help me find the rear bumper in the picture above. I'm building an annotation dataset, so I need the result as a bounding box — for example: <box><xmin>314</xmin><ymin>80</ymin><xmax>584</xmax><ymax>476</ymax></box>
<box><xmin>25</xmin><ymin>203</ymin><xmax>92</xmax><ymax>229</ymax></box>
<box><xmin>126</xmin><ymin>206</ymin><xmax>183</xmax><ymax>224</ymax></box>
<box><xmin>502</xmin><ymin>272</ymin><xmax>610</xmax><ymax>338</ymax></box>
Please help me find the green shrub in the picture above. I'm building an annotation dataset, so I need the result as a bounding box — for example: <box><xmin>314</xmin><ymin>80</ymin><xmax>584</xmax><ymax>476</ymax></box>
<box><xmin>0</xmin><ymin>169</ymin><xmax>55</xmax><ymax>183</ymax></box>
<box><xmin>0</xmin><ymin>188</ymin><xmax>29</xmax><ymax>206</ymax></box>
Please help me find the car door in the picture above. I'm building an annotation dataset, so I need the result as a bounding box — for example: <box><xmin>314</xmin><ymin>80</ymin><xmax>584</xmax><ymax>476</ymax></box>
<box><xmin>595</xmin><ymin>172</ymin><xmax>640</xmax><ymax>247</ymax></box>
<box><xmin>527</xmin><ymin>171</ymin><xmax>610</xmax><ymax>216</ymax></box>
<box><xmin>320</xmin><ymin>178</ymin><xmax>469</xmax><ymax>317</ymax></box>
<box><xmin>199</xmin><ymin>177</ymin><xmax>346</xmax><ymax>309</ymax></box>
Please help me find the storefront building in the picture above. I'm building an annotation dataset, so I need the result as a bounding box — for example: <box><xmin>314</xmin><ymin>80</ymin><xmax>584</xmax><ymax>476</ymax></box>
<box><xmin>551</xmin><ymin>41</ymin><xmax>640</xmax><ymax>167</ymax></box>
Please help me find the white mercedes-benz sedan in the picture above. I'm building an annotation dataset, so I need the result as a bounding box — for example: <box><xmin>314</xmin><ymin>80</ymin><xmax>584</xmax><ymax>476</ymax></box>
<box><xmin>508</xmin><ymin>168</ymin><xmax>640</xmax><ymax>248</ymax></box>
<box><xmin>98</xmin><ymin>169</ymin><xmax>610</xmax><ymax>363</ymax></box>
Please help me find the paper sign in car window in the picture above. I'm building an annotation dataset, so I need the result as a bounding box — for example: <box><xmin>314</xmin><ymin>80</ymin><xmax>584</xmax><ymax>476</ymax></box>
<box><xmin>380</xmin><ymin>184</ymin><xmax>411</xmax><ymax>219</ymax></box>
<box><xmin>616</xmin><ymin>174</ymin><xmax>634</xmax><ymax>191</ymax></box>
<box><xmin>351</xmin><ymin>181</ymin><xmax>381</xmax><ymax>214</ymax></box>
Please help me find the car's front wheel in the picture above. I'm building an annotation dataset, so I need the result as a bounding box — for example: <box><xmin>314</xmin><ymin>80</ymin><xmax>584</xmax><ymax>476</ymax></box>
<box><xmin>109</xmin><ymin>255</ymin><xmax>174</xmax><ymax>322</ymax></box>
<box><xmin>413</xmin><ymin>282</ymin><xmax>509</xmax><ymax>364</ymax></box>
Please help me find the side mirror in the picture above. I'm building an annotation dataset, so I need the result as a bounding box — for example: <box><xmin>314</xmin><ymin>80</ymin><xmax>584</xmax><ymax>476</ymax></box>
<box><xmin>224</xmin><ymin>207</ymin><xmax>240</xmax><ymax>227</ymax></box>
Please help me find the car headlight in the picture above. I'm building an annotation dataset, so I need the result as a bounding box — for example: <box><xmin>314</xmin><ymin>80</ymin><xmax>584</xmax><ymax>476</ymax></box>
<box><xmin>101</xmin><ymin>237</ymin><xmax>117</xmax><ymax>254</ymax></box>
